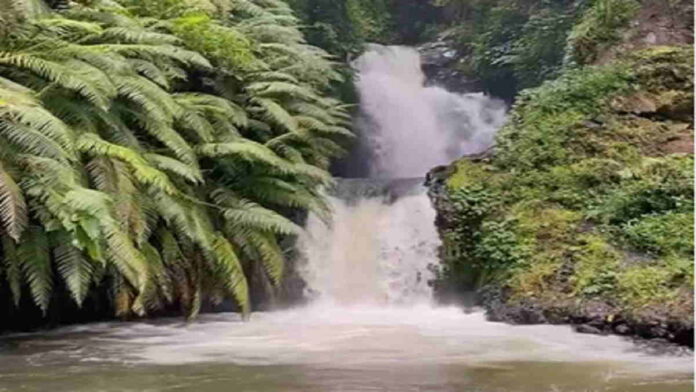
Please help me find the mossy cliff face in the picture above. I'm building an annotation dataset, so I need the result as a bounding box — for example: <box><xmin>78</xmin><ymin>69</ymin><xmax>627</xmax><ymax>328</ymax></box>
<box><xmin>427</xmin><ymin>46</ymin><xmax>694</xmax><ymax>346</ymax></box>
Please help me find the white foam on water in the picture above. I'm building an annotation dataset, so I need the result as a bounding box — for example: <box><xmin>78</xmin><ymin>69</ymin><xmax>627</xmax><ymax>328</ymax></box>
<box><xmin>27</xmin><ymin>309</ymin><xmax>689</xmax><ymax>378</ymax></box>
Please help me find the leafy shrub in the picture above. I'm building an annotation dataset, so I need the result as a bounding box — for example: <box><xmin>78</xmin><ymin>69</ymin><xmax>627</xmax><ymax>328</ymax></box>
<box><xmin>623</xmin><ymin>212</ymin><xmax>694</xmax><ymax>256</ymax></box>
<box><xmin>472</xmin><ymin>5</ymin><xmax>527</xmax><ymax>98</ymax></box>
<box><xmin>570</xmin><ymin>235</ymin><xmax>620</xmax><ymax>297</ymax></box>
<box><xmin>509</xmin><ymin>261</ymin><xmax>561</xmax><ymax>298</ymax></box>
<box><xmin>507</xmin><ymin>8</ymin><xmax>579</xmax><ymax>89</ymax></box>
<box><xmin>591</xmin><ymin>156</ymin><xmax>694</xmax><ymax>224</ymax></box>
<box><xmin>345</xmin><ymin>0</ymin><xmax>394</xmax><ymax>43</ymax></box>
<box><xmin>617</xmin><ymin>266</ymin><xmax>675</xmax><ymax>306</ymax></box>
<box><xmin>565</xmin><ymin>0</ymin><xmax>640</xmax><ymax>65</ymax></box>
<box><xmin>495</xmin><ymin>64</ymin><xmax>630</xmax><ymax>170</ymax></box>
<box><xmin>171</xmin><ymin>13</ymin><xmax>256</xmax><ymax>72</ymax></box>
<box><xmin>446</xmin><ymin>160</ymin><xmax>496</xmax><ymax>189</ymax></box>
<box><xmin>474</xmin><ymin>218</ymin><xmax>528</xmax><ymax>273</ymax></box>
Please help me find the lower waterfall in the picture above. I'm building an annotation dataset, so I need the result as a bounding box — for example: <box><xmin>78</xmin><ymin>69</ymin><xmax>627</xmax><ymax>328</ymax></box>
<box><xmin>299</xmin><ymin>179</ymin><xmax>438</xmax><ymax>306</ymax></box>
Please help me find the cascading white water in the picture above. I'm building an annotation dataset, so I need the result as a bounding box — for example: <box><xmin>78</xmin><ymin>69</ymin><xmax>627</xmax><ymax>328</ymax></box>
<box><xmin>299</xmin><ymin>181</ymin><xmax>439</xmax><ymax>306</ymax></box>
<box><xmin>353</xmin><ymin>45</ymin><xmax>507</xmax><ymax>179</ymax></box>
<box><xmin>299</xmin><ymin>45</ymin><xmax>507</xmax><ymax>306</ymax></box>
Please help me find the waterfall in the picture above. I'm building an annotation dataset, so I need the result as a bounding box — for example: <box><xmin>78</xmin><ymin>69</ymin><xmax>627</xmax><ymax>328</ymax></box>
<box><xmin>299</xmin><ymin>45</ymin><xmax>507</xmax><ymax>306</ymax></box>
<box><xmin>353</xmin><ymin>45</ymin><xmax>506</xmax><ymax>179</ymax></box>
<box><xmin>299</xmin><ymin>179</ymin><xmax>439</xmax><ymax>306</ymax></box>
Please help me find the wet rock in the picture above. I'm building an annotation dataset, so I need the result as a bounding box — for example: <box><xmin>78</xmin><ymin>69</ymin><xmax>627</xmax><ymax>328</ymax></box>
<box><xmin>614</xmin><ymin>323</ymin><xmax>632</xmax><ymax>335</ymax></box>
<box><xmin>581</xmin><ymin>119</ymin><xmax>603</xmax><ymax>129</ymax></box>
<box><xmin>481</xmin><ymin>290</ymin><xmax>548</xmax><ymax>325</ymax></box>
<box><xmin>418</xmin><ymin>39</ymin><xmax>482</xmax><ymax>93</ymax></box>
<box><xmin>469</xmin><ymin>282</ymin><xmax>694</xmax><ymax>347</ymax></box>
<box><xmin>419</xmin><ymin>41</ymin><xmax>458</xmax><ymax>69</ymax></box>
<box><xmin>655</xmin><ymin>90</ymin><xmax>694</xmax><ymax>121</ymax></box>
<box><xmin>574</xmin><ymin>324</ymin><xmax>604</xmax><ymax>335</ymax></box>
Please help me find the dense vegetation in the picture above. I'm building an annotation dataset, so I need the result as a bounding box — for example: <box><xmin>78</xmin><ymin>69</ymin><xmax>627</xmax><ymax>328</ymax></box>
<box><xmin>428</xmin><ymin>0</ymin><xmax>649</xmax><ymax>99</ymax></box>
<box><xmin>0</xmin><ymin>0</ymin><xmax>352</xmax><ymax>327</ymax></box>
<box><xmin>431</xmin><ymin>45</ymin><xmax>693</xmax><ymax>341</ymax></box>
<box><xmin>288</xmin><ymin>0</ymin><xmax>689</xmax><ymax>102</ymax></box>
<box><xmin>286</xmin><ymin>0</ymin><xmax>441</xmax><ymax>57</ymax></box>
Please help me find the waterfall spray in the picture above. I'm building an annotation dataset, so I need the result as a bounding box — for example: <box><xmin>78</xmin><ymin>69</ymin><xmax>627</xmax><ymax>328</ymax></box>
<box><xmin>353</xmin><ymin>45</ymin><xmax>506</xmax><ymax>178</ymax></box>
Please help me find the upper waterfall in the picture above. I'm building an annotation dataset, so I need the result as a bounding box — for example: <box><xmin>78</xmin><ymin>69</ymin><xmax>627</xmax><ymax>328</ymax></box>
<box><xmin>353</xmin><ymin>45</ymin><xmax>507</xmax><ymax>179</ymax></box>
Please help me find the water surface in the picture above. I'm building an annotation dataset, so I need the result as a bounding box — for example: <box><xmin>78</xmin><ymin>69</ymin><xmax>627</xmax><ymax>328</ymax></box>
<box><xmin>1</xmin><ymin>307</ymin><xmax>692</xmax><ymax>392</ymax></box>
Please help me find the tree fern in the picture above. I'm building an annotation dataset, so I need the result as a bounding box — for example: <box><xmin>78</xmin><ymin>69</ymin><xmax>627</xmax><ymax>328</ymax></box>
<box><xmin>0</xmin><ymin>0</ymin><xmax>352</xmax><ymax>322</ymax></box>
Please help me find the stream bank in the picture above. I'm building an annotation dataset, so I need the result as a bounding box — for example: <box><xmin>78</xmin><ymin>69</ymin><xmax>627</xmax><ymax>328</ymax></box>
<box><xmin>426</xmin><ymin>45</ymin><xmax>694</xmax><ymax>347</ymax></box>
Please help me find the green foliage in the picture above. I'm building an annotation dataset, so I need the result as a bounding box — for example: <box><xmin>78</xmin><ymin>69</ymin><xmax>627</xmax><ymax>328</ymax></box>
<box><xmin>473</xmin><ymin>218</ymin><xmax>527</xmax><ymax>273</ymax></box>
<box><xmin>345</xmin><ymin>0</ymin><xmax>394</xmax><ymax>44</ymax></box>
<box><xmin>446</xmin><ymin>159</ymin><xmax>494</xmax><ymax>189</ymax></box>
<box><xmin>0</xmin><ymin>0</ymin><xmax>352</xmax><ymax>321</ymax></box>
<box><xmin>439</xmin><ymin>46</ymin><xmax>694</xmax><ymax>316</ymax></box>
<box><xmin>570</xmin><ymin>235</ymin><xmax>619</xmax><ymax>296</ymax></box>
<box><xmin>430</xmin><ymin>0</ymin><xmax>639</xmax><ymax>97</ymax></box>
<box><xmin>471</xmin><ymin>5</ymin><xmax>527</xmax><ymax>96</ymax></box>
<box><xmin>565</xmin><ymin>0</ymin><xmax>640</xmax><ymax>66</ymax></box>
<box><xmin>287</xmin><ymin>0</ymin><xmax>440</xmax><ymax>55</ymax></box>
<box><xmin>436</xmin><ymin>181</ymin><xmax>529</xmax><ymax>288</ymax></box>
<box><xmin>430</xmin><ymin>0</ymin><xmax>580</xmax><ymax>99</ymax></box>
<box><xmin>623</xmin><ymin>212</ymin><xmax>694</xmax><ymax>257</ymax></box>
<box><xmin>495</xmin><ymin>63</ymin><xmax>632</xmax><ymax>170</ymax></box>
<box><xmin>592</xmin><ymin>156</ymin><xmax>694</xmax><ymax>224</ymax></box>
<box><xmin>170</xmin><ymin>13</ymin><xmax>256</xmax><ymax>72</ymax></box>
<box><xmin>616</xmin><ymin>264</ymin><xmax>680</xmax><ymax>307</ymax></box>
<box><xmin>508</xmin><ymin>9</ymin><xmax>578</xmax><ymax>88</ymax></box>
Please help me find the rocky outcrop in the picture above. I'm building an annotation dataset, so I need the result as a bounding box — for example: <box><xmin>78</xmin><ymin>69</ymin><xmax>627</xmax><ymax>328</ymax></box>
<box><xmin>418</xmin><ymin>38</ymin><xmax>482</xmax><ymax>93</ymax></box>
<box><xmin>595</xmin><ymin>0</ymin><xmax>694</xmax><ymax>65</ymax></box>
<box><xmin>480</xmin><ymin>285</ymin><xmax>694</xmax><ymax>347</ymax></box>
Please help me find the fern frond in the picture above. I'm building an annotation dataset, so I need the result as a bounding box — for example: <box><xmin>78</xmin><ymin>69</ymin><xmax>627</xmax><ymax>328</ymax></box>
<box><xmin>249</xmin><ymin>97</ymin><xmax>297</xmax><ymax>132</ymax></box>
<box><xmin>33</xmin><ymin>17</ymin><xmax>103</xmax><ymax>37</ymax></box>
<box><xmin>1</xmin><ymin>235</ymin><xmax>22</xmax><ymax>306</ymax></box>
<box><xmin>196</xmin><ymin>140</ymin><xmax>292</xmax><ymax>172</ymax></box>
<box><xmin>77</xmin><ymin>133</ymin><xmax>177</xmax><ymax>194</ymax></box>
<box><xmin>53</xmin><ymin>238</ymin><xmax>93</xmax><ymax>307</ymax></box>
<box><xmin>99</xmin><ymin>27</ymin><xmax>182</xmax><ymax>45</ymax></box>
<box><xmin>146</xmin><ymin>153</ymin><xmax>203</xmax><ymax>183</ymax></box>
<box><xmin>211</xmin><ymin>188</ymin><xmax>301</xmax><ymax>235</ymax></box>
<box><xmin>247</xmin><ymin>81</ymin><xmax>320</xmax><ymax>102</ymax></box>
<box><xmin>0</xmin><ymin>52</ymin><xmax>113</xmax><ymax>109</ymax></box>
<box><xmin>141</xmin><ymin>242</ymin><xmax>173</xmax><ymax>304</ymax></box>
<box><xmin>0</xmin><ymin>162</ymin><xmax>27</xmax><ymax>242</ymax></box>
<box><xmin>17</xmin><ymin>226</ymin><xmax>52</xmax><ymax>313</ymax></box>
<box><xmin>210</xmin><ymin>233</ymin><xmax>249</xmax><ymax>316</ymax></box>
<box><xmin>229</xmin><ymin>228</ymin><xmax>285</xmax><ymax>286</ymax></box>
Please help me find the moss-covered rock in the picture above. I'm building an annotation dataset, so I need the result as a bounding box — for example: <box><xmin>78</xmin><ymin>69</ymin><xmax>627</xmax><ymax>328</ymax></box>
<box><xmin>428</xmin><ymin>45</ymin><xmax>694</xmax><ymax>345</ymax></box>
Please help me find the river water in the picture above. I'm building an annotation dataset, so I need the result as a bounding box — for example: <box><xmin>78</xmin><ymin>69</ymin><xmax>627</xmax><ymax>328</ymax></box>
<box><xmin>0</xmin><ymin>46</ymin><xmax>693</xmax><ymax>391</ymax></box>
<box><xmin>0</xmin><ymin>307</ymin><xmax>692</xmax><ymax>391</ymax></box>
